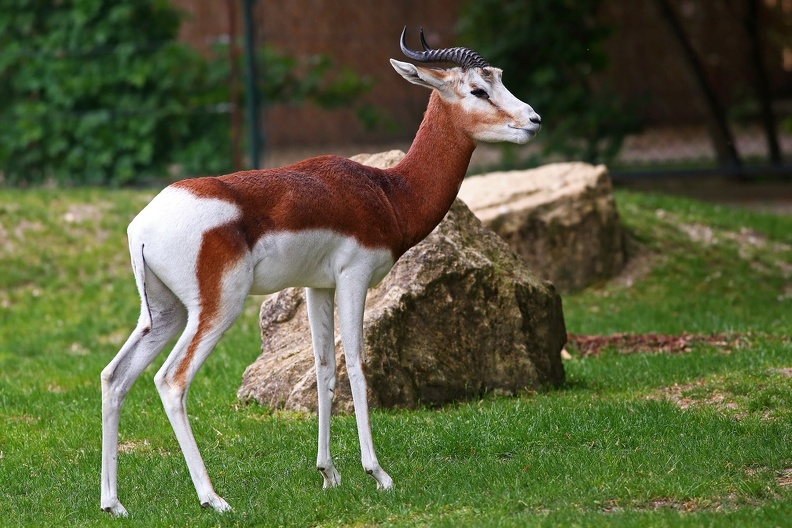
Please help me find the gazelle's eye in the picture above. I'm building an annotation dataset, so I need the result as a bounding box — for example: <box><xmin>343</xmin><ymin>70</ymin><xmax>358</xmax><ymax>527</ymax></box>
<box><xmin>470</xmin><ymin>88</ymin><xmax>489</xmax><ymax>99</ymax></box>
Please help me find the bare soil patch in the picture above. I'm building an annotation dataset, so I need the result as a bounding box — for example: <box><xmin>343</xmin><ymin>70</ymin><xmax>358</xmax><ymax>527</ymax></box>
<box><xmin>653</xmin><ymin>377</ymin><xmax>740</xmax><ymax>414</ymax></box>
<box><xmin>778</xmin><ymin>468</ymin><xmax>792</xmax><ymax>487</ymax></box>
<box><xmin>566</xmin><ymin>332</ymin><xmax>749</xmax><ymax>357</ymax></box>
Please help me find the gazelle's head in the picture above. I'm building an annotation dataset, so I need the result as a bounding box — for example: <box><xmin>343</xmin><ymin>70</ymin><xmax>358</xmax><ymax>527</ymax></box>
<box><xmin>391</xmin><ymin>27</ymin><xmax>541</xmax><ymax>145</ymax></box>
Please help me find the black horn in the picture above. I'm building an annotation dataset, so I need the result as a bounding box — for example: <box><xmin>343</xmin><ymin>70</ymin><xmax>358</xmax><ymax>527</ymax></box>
<box><xmin>419</xmin><ymin>28</ymin><xmax>432</xmax><ymax>51</ymax></box>
<box><xmin>399</xmin><ymin>26</ymin><xmax>490</xmax><ymax>70</ymax></box>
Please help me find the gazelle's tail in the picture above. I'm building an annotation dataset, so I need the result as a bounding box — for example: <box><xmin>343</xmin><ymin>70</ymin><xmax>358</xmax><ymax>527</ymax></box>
<box><xmin>129</xmin><ymin>239</ymin><xmax>153</xmax><ymax>333</ymax></box>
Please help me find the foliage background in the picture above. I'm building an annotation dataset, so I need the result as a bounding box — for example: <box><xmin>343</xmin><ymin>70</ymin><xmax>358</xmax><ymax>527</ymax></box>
<box><xmin>456</xmin><ymin>0</ymin><xmax>644</xmax><ymax>166</ymax></box>
<box><xmin>0</xmin><ymin>0</ymin><xmax>369</xmax><ymax>186</ymax></box>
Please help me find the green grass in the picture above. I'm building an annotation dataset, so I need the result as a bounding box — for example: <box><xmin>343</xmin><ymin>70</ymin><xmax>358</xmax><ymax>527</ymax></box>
<box><xmin>564</xmin><ymin>191</ymin><xmax>792</xmax><ymax>335</ymax></box>
<box><xmin>0</xmin><ymin>186</ymin><xmax>790</xmax><ymax>527</ymax></box>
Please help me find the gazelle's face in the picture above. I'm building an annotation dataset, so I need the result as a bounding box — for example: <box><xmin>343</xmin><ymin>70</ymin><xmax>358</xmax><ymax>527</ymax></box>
<box><xmin>390</xmin><ymin>60</ymin><xmax>541</xmax><ymax>145</ymax></box>
<box><xmin>453</xmin><ymin>67</ymin><xmax>540</xmax><ymax>144</ymax></box>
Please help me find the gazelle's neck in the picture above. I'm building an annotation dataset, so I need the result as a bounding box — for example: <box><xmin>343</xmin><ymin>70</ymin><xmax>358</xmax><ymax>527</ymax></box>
<box><xmin>387</xmin><ymin>91</ymin><xmax>476</xmax><ymax>254</ymax></box>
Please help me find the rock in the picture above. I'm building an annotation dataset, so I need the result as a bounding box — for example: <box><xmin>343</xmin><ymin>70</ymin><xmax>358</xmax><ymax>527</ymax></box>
<box><xmin>237</xmin><ymin>151</ymin><xmax>567</xmax><ymax>413</ymax></box>
<box><xmin>348</xmin><ymin>149</ymin><xmax>406</xmax><ymax>169</ymax></box>
<box><xmin>458</xmin><ymin>162</ymin><xmax>626</xmax><ymax>292</ymax></box>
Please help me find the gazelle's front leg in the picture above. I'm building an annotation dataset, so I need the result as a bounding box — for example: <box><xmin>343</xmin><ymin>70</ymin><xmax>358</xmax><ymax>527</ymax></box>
<box><xmin>305</xmin><ymin>287</ymin><xmax>341</xmax><ymax>488</ymax></box>
<box><xmin>336</xmin><ymin>277</ymin><xmax>393</xmax><ymax>490</ymax></box>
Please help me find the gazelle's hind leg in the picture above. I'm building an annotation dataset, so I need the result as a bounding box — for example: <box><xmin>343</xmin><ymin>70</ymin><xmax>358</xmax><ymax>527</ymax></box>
<box><xmin>306</xmin><ymin>287</ymin><xmax>341</xmax><ymax>488</ymax></box>
<box><xmin>101</xmin><ymin>272</ymin><xmax>187</xmax><ymax>516</ymax></box>
<box><xmin>153</xmin><ymin>266</ymin><xmax>250</xmax><ymax>512</ymax></box>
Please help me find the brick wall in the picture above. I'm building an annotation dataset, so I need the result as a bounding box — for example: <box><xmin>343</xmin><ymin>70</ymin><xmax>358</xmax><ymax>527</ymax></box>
<box><xmin>170</xmin><ymin>0</ymin><xmax>461</xmax><ymax>148</ymax></box>
<box><xmin>170</xmin><ymin>0</ymin><xmax>792</xmax><ymax>148</ymax></box>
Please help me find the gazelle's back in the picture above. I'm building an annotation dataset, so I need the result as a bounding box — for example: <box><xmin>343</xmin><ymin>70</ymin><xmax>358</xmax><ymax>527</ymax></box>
<box><xmin>129</xmin><ymin>157</ymin><xmax>401</xmax><ymax>297</ymax></box>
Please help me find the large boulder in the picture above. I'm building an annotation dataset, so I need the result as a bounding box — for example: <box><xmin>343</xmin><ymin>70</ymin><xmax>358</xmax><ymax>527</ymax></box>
<box><xmin>458</xmin><ymin>162</ymin><xmax>626</xmax><ymax>291</ymax></box>
<box><xmin>237</xmin><ymin>151</ymin><xmax>567</xmax><ymax>413</ymax></box>
<box><xmin>348</xmin><ymin>149</ymin><xmax>405</xmax><ymax>168</ymax></box>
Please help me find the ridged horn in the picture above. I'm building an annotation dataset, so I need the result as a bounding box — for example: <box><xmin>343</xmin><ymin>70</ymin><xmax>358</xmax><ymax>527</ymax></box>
<box><xmin>399</xmin><ymin>26</ymin><xmax>490</xmax><ymax>70</ymax></box>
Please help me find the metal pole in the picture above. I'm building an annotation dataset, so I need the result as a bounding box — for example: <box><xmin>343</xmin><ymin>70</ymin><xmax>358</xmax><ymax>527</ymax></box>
<box><xmin>227</xmin><ymin>0</ymin><xmax>242</xmax><ymax>171</ymax></box>
<box><xmin>241</xmin><ymin>0</ymin><xmax>261</xmax><ymax>169</ymax></box>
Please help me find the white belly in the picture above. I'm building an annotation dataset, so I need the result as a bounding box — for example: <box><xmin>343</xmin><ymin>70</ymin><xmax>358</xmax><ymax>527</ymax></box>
<box><xmin>250</xmin><ymin>230</ymin><xmax>395</xmax><ymax>295</ymax></box>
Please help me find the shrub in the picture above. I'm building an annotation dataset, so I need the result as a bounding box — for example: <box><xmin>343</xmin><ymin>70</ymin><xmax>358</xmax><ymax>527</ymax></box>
<box><xmin>0</xmin><ymin>1</ymin><xmax>370</xmax><ymax>186</ymax></box>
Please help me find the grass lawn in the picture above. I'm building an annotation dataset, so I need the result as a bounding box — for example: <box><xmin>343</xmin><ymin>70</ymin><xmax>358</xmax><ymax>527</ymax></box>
<box><xmin>0</xmin><ymin>185</ymin><xmax>790</xmax><ymax>527</ymax></box>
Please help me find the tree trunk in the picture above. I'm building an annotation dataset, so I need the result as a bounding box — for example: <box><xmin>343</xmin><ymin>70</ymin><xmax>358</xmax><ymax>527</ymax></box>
<box><xmin>653</xmin><ymin>0</ymin><xmax>742</xmax><ymax>170</ymax></box>
<box><xmin>742</xmin><ymin>0</ymin><xmax>782</xmax><ymax>165</ymax></box>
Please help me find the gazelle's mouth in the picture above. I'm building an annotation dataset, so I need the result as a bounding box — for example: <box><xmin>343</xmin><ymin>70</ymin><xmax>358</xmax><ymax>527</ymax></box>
<box><xmin>509</xmin><ymin>125</ymin><xmax>540</xmax><ymax>137</ymax></box>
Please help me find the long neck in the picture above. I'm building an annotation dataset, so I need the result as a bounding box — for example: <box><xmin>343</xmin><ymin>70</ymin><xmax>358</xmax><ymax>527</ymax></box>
<box><xmin>387</xmin><ymin>91</ymin><xmax>476</xmax><ymax>255</ymax></box>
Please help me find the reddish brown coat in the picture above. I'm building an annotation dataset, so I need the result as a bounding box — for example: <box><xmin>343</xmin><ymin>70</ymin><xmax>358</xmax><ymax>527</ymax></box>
<box><xmin>167</xmin><ymin>92</ymin><xmax>475</xmax><ymax>387</ymax></box>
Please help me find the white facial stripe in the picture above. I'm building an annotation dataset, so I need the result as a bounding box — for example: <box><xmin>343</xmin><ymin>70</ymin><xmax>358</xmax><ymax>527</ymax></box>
<box><xmin>450</xmin><ymin>67</ymin><xmax>540</xmax><ymax>144</ymax></box>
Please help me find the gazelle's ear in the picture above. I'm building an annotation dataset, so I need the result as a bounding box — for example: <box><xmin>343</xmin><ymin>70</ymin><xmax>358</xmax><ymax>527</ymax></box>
<box><xmin>390</xmin><ymin>59</ymin><xmax>448</xmax><ymax>91</ymax></box>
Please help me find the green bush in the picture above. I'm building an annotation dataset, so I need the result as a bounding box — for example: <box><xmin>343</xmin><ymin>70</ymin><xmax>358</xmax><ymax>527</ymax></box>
<box><xmin>0</xmin><ymin>0</ymin><xmax>370</xmax><ymax>186</ymax></box>
<box><xmin>457</xmin><ymin>0</ymin><xmax>643</xmax><ymax>165</ymax></box>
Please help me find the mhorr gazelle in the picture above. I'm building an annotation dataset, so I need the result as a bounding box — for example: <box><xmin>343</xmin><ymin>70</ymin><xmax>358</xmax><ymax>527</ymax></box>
<box><xmin>100</xmin><ymin>27</ymin><xmax>540</xmax><ymax>515</ymax></box>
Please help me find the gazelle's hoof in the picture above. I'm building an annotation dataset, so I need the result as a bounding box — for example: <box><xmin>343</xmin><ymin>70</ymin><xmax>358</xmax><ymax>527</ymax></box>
<box><xmin>318</xmin><ymin>464</ymin><xmax>341</xmax><ymax>488</ymax></box>
<box><xmin>101</xmin><ymin>500</ymin><xmax>129</xmax><ymax>517</ymax></box>
<box><xmin>201</xmin><ymin>494</ymin><xmax>232</xmax><ymax>513</ymax></box>
<box><xmin>367</xmin><ymin>467</ymin><xmax>393</xmax><ymax>490</ymax></box>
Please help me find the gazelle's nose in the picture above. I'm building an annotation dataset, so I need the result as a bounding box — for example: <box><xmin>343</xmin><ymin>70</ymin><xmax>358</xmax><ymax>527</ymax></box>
<box><xmin>530</xmin><ymin>114</ymin><xmax>541</xmax><ymax>125</ymax></box>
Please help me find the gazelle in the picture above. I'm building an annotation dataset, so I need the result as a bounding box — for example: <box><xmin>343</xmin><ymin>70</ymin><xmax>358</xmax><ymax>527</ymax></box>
<box><xmin>100</xmin><ymin>27</ymin><xmax>540</xmax><ymax>515</ymax></box>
